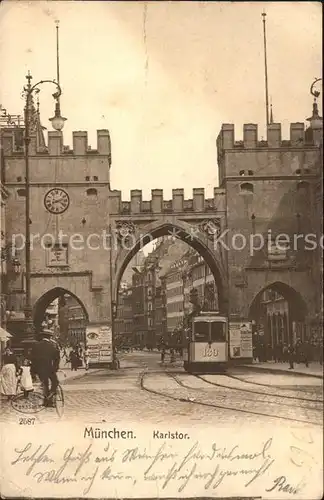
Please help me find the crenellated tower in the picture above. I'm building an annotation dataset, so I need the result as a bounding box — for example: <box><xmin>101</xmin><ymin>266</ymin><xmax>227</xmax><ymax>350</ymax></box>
<box><xmin>216</xmin><ymin>118</ymin><xmax>322</xmax><ymax>333</ymax></box>
<box><xmin>3</xmin><ymin>127</ymin><xmax>112</xmax><ymax>340</ymax></box>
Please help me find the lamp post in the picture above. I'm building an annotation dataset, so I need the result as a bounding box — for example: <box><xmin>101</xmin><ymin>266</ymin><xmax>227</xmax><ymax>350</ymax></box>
<box><xmin>22</xmin><ymin>72</ymin><xmax>66</xmax><ymax>346</ymax></box>
<box><xmin>108</xmin><ymin>223</ymin><xmax>118</xmax><ymax>369</ymax></box>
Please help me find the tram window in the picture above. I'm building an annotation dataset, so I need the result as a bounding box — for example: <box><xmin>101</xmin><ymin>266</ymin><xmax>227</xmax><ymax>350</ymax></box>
<box><xmin>210</xmin><ymin>322</ymin><xmax>226</xmax><ymax>342</ymax></box>
<box><xmin>194</xmin><ymin>321</ymin><xmax>209</xmax><ymax>341</ymax></box>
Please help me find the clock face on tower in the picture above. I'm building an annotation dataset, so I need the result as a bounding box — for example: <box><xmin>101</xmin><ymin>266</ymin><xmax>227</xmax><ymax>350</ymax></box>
<box><xmin>44</xmin><ymin>188</ymin><xmax>70</xmax><ymax>214</ymax></box>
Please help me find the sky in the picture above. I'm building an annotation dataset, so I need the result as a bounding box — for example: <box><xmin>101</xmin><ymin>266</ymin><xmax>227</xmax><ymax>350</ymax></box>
<box><xmin>0</xmin><ymin>1</ymin><xmax>322</xmax><ymax>201</ymax></box>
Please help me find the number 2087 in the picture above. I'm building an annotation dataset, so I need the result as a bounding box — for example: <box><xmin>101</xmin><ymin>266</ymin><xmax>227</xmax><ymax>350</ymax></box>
<box><xmin>19</xmin><ymin>418</ymin><xmax>35</xmax><ymax>425</ymax></box>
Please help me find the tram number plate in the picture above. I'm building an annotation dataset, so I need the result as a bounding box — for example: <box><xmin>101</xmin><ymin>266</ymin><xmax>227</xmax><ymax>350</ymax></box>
<box><xmin>203</xmin><ymin>347</ymin><xmax>218</xmax><ymax>358</ymax></box>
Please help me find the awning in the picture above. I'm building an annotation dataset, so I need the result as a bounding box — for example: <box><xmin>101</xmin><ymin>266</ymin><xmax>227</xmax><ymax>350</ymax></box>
<box><xmin>0</xmin><ymin>327</ymin><xmax>13</xmax><ymax>340</ymax></box>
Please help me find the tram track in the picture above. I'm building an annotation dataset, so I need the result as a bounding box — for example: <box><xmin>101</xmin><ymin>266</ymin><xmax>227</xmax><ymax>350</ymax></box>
<box><xmin>140</xmin><ymin>369</ymin><xmax>322</xmax><ymax>427</ymax></box>
<box><xmin>170</xmin><ymin>372</ymin><xmax>323</xmax><ymax>412</ymax></box>
<box><xmin>224</xmin><ymin>371</ymin><xmax>323</xmax><ymax>393</ymax></box>
<box><xmin>194</xmin><ymin>373</ymin><xmax>323</xmax><ymax>404</ymax></box>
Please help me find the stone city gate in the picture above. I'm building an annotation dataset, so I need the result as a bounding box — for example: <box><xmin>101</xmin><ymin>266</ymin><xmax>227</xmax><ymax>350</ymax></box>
<box><xmin>3</xmin><ymin>119</ymin><xmax>322</xmax><ymax>348</ymax></box>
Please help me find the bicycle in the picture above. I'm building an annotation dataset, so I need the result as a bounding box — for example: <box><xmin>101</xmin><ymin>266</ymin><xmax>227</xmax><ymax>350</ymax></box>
<box><xmin>13</xmin><ymin>370</ymin><xmax>66</xmax><ymax>417</ymax></box>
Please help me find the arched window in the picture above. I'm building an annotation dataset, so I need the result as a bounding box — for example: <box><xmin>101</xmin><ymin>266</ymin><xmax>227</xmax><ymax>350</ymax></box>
<box><xmin>239</xmin><ymin>170</ymin><xmax>245</xmax><ymax>176</ymax></box>
<box><xmin>17</xmin><ymin>188</ymin><xmax>26</xmax><ymax>197</ymax></box>
<box><xmin>240</xmin><ymin>182</ymin><xmax>254</xmax><ymax>194</ymax></box>
<box><xmin>16</xmin><ymin>176</ymin><xmax>22</xmax><ymax>182</ymax></box>
<box><xmin>93</xmin><ymin>176</ymin><xmax>98</xmax><ymax>181</ymax></box>
<box><xmin>248</xmin><ymin>170</ymin><xmax>254</xmax><ymax>175</ymax></box>
<box><xmin>86</xmin><ymin>188</ymin><xmax>98</xmax><ymax>196</ymax></box>
<box><xmin>85</xmin><ymin>176</ymin><xmax>90</xmax><ymax>181</ymax></box>
<box><xmin>295</xmin><ymin>169</ymin><xmax>301</xmax><ymax>175</ymax></box>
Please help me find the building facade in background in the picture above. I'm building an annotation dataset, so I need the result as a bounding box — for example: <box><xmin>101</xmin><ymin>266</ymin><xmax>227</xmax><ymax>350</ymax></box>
<box><xmin>115</xmin><ymin>283</ymin><xmax>133</xmax><ymax>347</ymax></box>
<box><xmin>58</xmin><ymin>294</ymin><xmax>87</xmax><ymax>345</ymax></box>
<box><xmin>163</xmin><ymin>248</ymin><xmax>218</xmax><ymax>335</ymax></box>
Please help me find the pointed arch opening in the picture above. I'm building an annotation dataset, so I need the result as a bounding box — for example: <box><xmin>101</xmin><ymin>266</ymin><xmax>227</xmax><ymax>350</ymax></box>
<box><xmin>115</xmin><ymin>222</ymin><xmax>227</xmax><ymax>311</ymax></box>
<box><xmin>113</xmin><ymin>222</ymin><xmax>227</xmax><ymax>351</ymax></box>
<box><xmin>33</xmin><ymin>287</ymin><xmax>89</xmax><ymax>345</ymax></box>
<box><xmin>248</xmin><ymin>281</ymin><xmax>308</xmax><ymax>356</ymax></box>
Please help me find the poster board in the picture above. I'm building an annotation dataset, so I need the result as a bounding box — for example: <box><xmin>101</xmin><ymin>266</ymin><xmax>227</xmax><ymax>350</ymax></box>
<box><xmin>229</xmin><ymin>321</ymin><xmax>253</xmax><ymax>358</ymax></box>
<box><xmin>86</xmin><ymin>325</ymin><xmax>112</xmax><ymax>364</ymax></box>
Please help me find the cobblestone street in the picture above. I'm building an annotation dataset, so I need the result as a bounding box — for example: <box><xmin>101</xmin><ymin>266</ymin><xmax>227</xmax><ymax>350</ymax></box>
<box><xmin>1</xmin><ymin>352</ymin><xmax>322</xmax><ymax>429</ymax></box>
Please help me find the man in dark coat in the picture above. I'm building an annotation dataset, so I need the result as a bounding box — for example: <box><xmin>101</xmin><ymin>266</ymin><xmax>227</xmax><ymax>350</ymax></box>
<box><xmin>30</xmin><ymin>329</ymin><xmax>60</xmax><ymax>407</ymax></box>
<box><xmin>288</xmin><ymin>342</ymin><xmax>295</xmax><ymax>370</ymax></box>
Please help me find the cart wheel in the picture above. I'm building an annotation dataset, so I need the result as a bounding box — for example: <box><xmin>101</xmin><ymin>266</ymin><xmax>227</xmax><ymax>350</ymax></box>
<box><xmin>55</xmin><ymin>385</ymin><xmax>64</xmax><ymax>417</ymax></box>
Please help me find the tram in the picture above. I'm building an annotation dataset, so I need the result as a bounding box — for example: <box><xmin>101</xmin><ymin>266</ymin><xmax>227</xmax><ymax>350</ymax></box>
<box><xmin>183</xmin><ymin>312</ymin><xmax>228</xmax><ymax>373</ymax></box>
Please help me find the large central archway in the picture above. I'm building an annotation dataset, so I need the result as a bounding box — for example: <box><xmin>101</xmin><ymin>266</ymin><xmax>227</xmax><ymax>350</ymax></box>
<box><xmin>113</xmin><ymin>221</ymin><xmax>228</xmax><ymax>314</ymax></box>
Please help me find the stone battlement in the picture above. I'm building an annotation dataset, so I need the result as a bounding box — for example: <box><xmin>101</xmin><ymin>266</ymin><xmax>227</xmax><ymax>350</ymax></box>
<box><xmin>1</xmin><ymin>129</ymin><xmax>111</xmax><ymax>157</ymax></box>
<box><xmin>217</xmin><ymin>123</ymin><xmax>318</xmax><ymax>151</ymax></box>
<box><xmin>109</xmin><ymin>187</ymin><xmax>226</xmax><ymax>215</ymax></box>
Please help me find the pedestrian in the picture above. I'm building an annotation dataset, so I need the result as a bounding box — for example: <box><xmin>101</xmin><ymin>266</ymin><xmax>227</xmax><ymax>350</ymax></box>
<box><xmin>4</xmin><ymin>346</ymin><xmax>13</xmax><ymax>357</ymax></box>
<box><xmin>30</xmin><ymin>329</ymin><xmax>60</xmax><ymax>407</ymax></box>
<box><xmin>83</xmin><ymin>347</ymin><xmax>89</xmax><ymax>371</ymax></box>
<box><xmin>170</xmin><ymin>348</ymin><xmax>176</xmax><ymax>364</ymax></box>
<box><xmin>161</xmin><ymin>346</ymin><xmax>166</xmax><ymax>364</ymax></box>
<box><xmin>17</xmin><ymin>357</ymin><xmax>34</xmax><ymax>399</ymax></box>
<box><xmin>295</xmin><ymin>339</ymin><xmax>302</xmax><ymax>363</ymax></box>
<box><xmin>69</xmin><ymin>348</ymin><xmax>80</xmax><ymax>371</ymax></box>
<box><xmin>288</xmin><ymin>343</ymin><xmax>295</xmax><ymax>370</ymax></box>
<box><xmin>0</xmin><ymin>351</ymin><xmax>18</xmax><ymax>400</ymax></box>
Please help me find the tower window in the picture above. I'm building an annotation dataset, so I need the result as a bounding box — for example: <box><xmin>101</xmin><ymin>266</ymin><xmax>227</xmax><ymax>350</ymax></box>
<box><xmin>239</xmin><ymin>170</ymin><xmax>245</xmax><ymax>176</ymax></box>
<box><xmin>297</xmin><ymin>181</ymin><xmax>310</xmax><ymax>191</ymax></box>
<box><xmin>85</xmin><ymin>176</ymin><xmax>90</xmax><ymax>181</ymax></box>
<box><xmin>248</xmin><ymin>170</ymin><xmax>254</xmax><ymax>175</ymax></box>
<box><xmin>93</xmin><ymin>176</ymin><xmax>98</xmax><ymax>181</ymax></box>
<box><xmin>17</xmin><ymin>188</ymin><xmax>26</xmax><ymax>197</ymax></box>
<box><xmin>16</xmin><ymin>176</ymin><xmax>22</xmax><ymax>182</ymax></box>
<box><xmin>240</xmin><ymin>182</ymin><xmax>254</xmax><ymax>193</ymax></box>
<box><xmin>86</xmin><ymin>188</ymin><xmax>98</xmax><ymax>196</ymax></box>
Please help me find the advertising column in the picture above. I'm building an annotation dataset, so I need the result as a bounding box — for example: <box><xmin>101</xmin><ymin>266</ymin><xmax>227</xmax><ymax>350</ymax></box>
<box><xmin>229</xmin><ymin>321</ymin><xmax>253</xmax><ymax>360</ymax></box>
<box><xmin>86</xmin><ymin>325</ymin><xmax>112</xmax><ymax>367</ymax></box>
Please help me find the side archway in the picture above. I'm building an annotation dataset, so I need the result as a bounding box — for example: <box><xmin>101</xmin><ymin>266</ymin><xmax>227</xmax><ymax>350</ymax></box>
<box><xmin>248</xmin><ymin>281</ymin><xmax>308</xmax><ymax>349</ymax></box>
<box><xmin>33</xmin><ymin>287</ymin><xmax>89</xmax><ymax>333</ymax></box>
<box><xmin>113</xmin><ymin>221</ymin><xmax>228</xmax><ymax>314</ymax></box>
<box><xmin>249</xmin><ymin>281</ymin><xmax>307</xmax><ymax>322</ymax></box>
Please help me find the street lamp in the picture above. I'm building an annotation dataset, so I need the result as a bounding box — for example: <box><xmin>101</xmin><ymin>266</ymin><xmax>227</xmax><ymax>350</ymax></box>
<box><xmin>12</xmin><ymin>258</ymin><xmax>21</xmax><ymax>275</ymax></box>
<box><xmin>22</xmin><ymin>72</ymin><xmax>66</xmax><ymax>346</ymax></box>
<box><xmin>108</xmin><ymin>223</ymin><xmax>119</xmax><ymax>369</ymax></box>
<box><xmin>49</xmin><ymin>99</ymin><xmax>66</xmax><ymax>131</ymax></box>
<box><xmin>111</xmin><ymin>299</ymin><xmax>119</xmax><ymax>369</ymax></box>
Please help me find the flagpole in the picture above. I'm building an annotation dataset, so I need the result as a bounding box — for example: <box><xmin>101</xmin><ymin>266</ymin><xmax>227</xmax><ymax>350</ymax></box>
<box><xmin>262</xmin><ymin>11</ymin><xmax>270</xmax><ymax>126</ymax></box>
<box><xmin>55</xmin><ymin>20</ymin><xmax>60</xmax><ymax>86</ymax></box>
